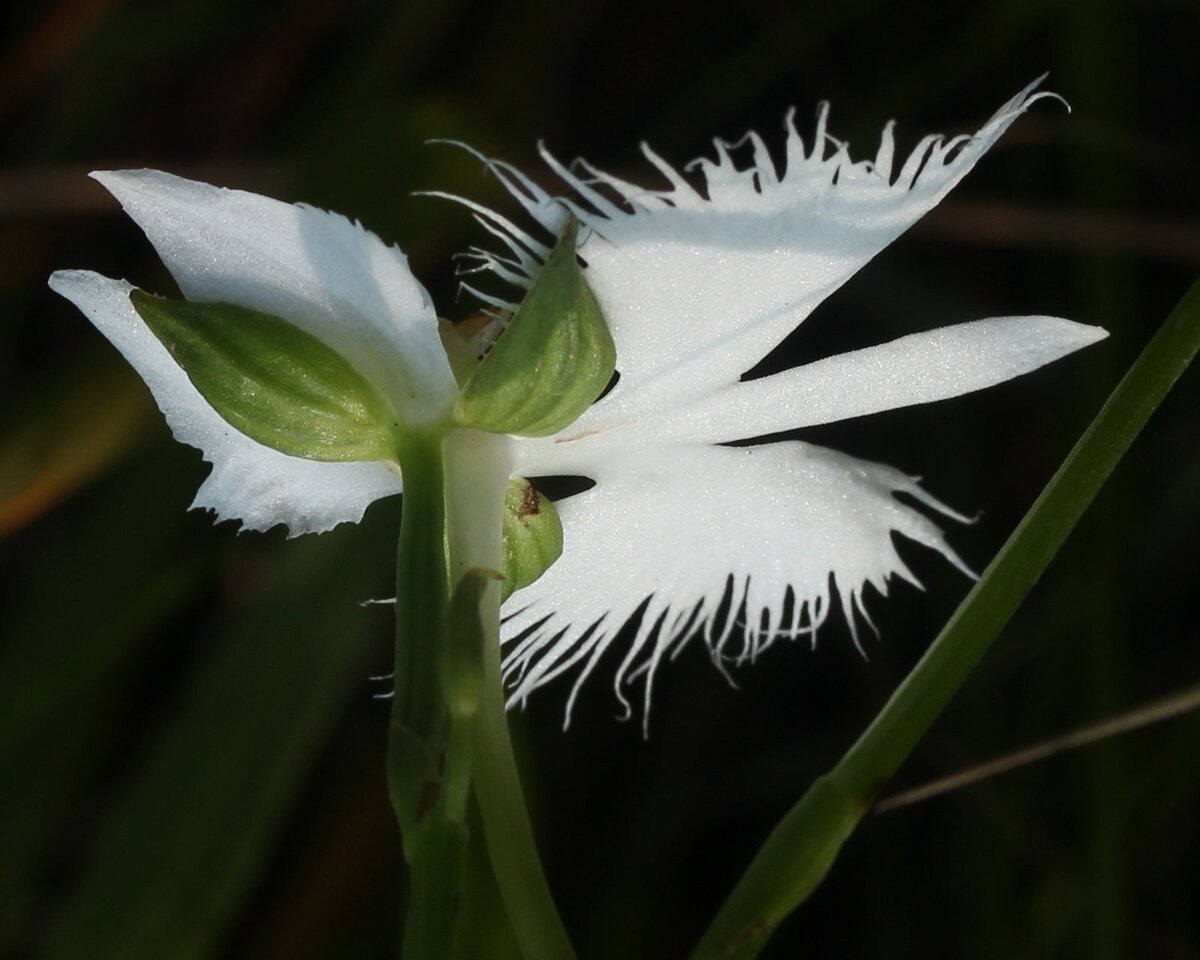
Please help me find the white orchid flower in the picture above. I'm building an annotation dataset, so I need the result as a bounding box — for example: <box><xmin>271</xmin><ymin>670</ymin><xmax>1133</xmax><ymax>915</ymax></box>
<box><xmin>49</xmin><ymin>78</ymin><xmax>1105</xmax><ymax>724</ymax></box>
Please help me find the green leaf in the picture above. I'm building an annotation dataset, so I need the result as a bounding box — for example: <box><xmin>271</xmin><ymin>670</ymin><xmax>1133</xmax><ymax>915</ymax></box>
<box><xmin>500</xmin><ymin>478</ymin><xmax>562</xmax><ymax>602</ymax></box>
<box><xmin>130</xmin><ymin>290</ymin><xmax>403</xmax><ymax>462</ymax></box>
<box><xmin>689</xmin><ymin>276</ymin><xmax>1200</xmax><ymax>960</ymax></box>
<box><xmin>386</xmin><ymin>719</ymin><xmax>439</xmax><ymax>851</ymax></box>
<box><xmin>454</xmin><ymin>219</ymin><xmax>616</xmax><ymax>437</ymax></box>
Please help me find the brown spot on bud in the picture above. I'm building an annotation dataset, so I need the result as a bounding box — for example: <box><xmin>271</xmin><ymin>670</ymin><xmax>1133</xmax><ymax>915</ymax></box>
<box><xmin>517</xmin><ymin>481</ymin><xmax>540</xmax><ymax>518</ymax></box>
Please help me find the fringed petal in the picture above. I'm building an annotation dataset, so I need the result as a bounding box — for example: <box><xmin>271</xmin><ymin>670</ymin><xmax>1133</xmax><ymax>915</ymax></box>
<box><xmin>501</xmin><ymin>442</ymin><xmax>972</xmax><ymax>728</ymax></box>
<box><xmin>49</xmin><ymin>271</ymin><xmax>402</xmax><ymax>534</ymax></box>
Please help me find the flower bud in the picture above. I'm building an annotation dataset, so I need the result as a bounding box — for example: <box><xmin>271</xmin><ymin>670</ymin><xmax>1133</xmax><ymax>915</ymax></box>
<box><xmin>501</xmin><ymin>477</ymin><xmax>563</xmax><ymax>601</ymax></box>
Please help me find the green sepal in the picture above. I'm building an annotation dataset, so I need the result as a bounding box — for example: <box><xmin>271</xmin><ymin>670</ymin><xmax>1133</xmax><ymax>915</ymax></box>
<box><xmin>500</xmin><ymin>478</ymin><xmax>563</xmax><ymax>602</ymax></box>
<box><xmin>130</xmin><ymin>290</ymin><xmax>402</xmax><ymax>463</ymax></box>
<box><xmin>454</xmin><ymin>219</ymin><xmax>616</xmax><ymax>437</ymax></box>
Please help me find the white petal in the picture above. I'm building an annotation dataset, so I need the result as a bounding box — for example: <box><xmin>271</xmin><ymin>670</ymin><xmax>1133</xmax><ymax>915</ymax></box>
<box><xmin>501</xmin><ymin>442</ymin><xmax>971</xmax><ymax>725</ymax></box>
<box><xmin>91</xmin><ymin>169</ymin><xmax>457</xmax><ymax>425</ymax></box>
<box><xmin>618</xmin><ymin>316</ymin><xmax>1108</xmax><ymax>445</ymax></box>
<box><xmin>469</xmin><ymin>80</ymin><xmax>1058</xmax><ymax>424</ymax></box>
<box><xmin>49</xmin><ymin>271</ymin><xmax>402</xmax><ymax>534</ymax></box>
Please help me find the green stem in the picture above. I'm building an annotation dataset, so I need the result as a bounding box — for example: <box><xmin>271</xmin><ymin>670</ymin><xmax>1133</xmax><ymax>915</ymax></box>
<box><xmin>444</xmin><ymin>431</ymin><xmax>579</xmax><ymax>960</ymax></box>
<box><xmin>386</xmin><ymin>429</ymin><xmax>460</xmax><ymax>960</ymax></box>
<box><xmin>385</xmin><ymin>429</ymin><xmax>446</xmax><ymax>854</ymax></box>
<box><xmin>473</xmin><ymin>613</ymin><xmax>578</xmax><ymax>960</ymax></box>
<box><xmin>689</xmin><ymin>277</ymin><xmax>1200</xmax><ymax>960</ymax></box>
<box><xmin>399</xmin><ymin>571</ymin><xmax>491</xmax><ymax>960</ymax></box>
<box><xmin>391</xmin><ymin>430</ymin><xmax>449</xmax><ymax>749</ymax></box>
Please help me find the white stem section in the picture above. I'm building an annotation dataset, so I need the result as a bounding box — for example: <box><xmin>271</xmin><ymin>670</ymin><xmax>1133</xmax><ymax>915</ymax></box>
<box><xmin>444</xmin><ymin>430</ymin><xmax>513</xmax><ymax>579</ymax></box>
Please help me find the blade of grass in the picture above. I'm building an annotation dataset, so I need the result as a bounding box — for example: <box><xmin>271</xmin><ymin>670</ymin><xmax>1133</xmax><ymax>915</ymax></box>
<box><xmin>43</xmin><ymin>522</ymin><xmax>389</xmax><ymax>960</ymax></box>
<box><xmin>689</xmin><ymin>277</ymin><xmax>1200</xmax><ymax>960</ymax></box>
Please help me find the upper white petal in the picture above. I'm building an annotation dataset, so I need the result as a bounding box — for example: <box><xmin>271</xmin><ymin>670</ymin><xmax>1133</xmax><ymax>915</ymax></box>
<box><xmin>501</xmin><ymin>441</ymin><xmax>971</xmax><ymax>725</ymax></box>
<box><xmin>91</xmin><ymin>169</ymin><xmax>457</xmax><ymax>425</ymax></box>
<box><xmin>49</xmin><ymin>270</ymin><xmax>402</xmax><ymax>534</ymax></box>
<box><xmin>465</xmin><ymin>79</ymin><xmax>1059</xmax><ymax>424</ymax></box>
<box><xmin>620</xmin><ymin>315</ymin><xmax>1108</xmax><ymax>445</ymax></box>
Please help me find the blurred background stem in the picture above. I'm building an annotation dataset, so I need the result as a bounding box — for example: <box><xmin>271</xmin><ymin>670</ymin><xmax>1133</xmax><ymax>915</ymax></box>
<box><xmin>1059</xmin><ymin>2</ymin><xmax>1133</xmax><ymax>956</ymax></box>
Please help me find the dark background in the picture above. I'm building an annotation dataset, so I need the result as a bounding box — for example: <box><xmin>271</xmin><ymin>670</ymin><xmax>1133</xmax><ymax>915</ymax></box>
<box><xmin>1</xmin><ymin>1</ymin><xmax>1198</xmax><ymax>957</ymax></box>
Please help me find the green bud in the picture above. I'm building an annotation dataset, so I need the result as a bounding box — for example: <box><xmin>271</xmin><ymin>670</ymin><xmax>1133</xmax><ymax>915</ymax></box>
<box><xmin>454</xmin><ymin>218</ymin><xmax>616</xmax><ymax>437</ymax></box>
<box><xmin>131</xmin><ymin>290</ymin><xmax>402</xmax><ymax>463</ymax></box>
<box><xmin>501</xmin><ymin>477</ymin><xmax>563</xmax><ymax>602</ymax></box>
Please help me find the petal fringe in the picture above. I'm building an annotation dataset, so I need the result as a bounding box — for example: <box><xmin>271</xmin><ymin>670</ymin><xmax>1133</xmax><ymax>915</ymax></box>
<box><xmin>500</xmin><ymin>442</ymin><xmax>972</xmax><ymax>729</ymax></box>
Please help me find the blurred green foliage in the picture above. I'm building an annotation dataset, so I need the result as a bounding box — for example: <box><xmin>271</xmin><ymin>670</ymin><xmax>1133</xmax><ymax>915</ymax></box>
<box><xmin>0</xmin><ymin>0</ymin><xmax>1197</xmax><ymax>958</ymax></box>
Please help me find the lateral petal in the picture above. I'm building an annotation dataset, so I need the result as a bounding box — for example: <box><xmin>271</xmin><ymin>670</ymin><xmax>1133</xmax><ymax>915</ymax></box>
<box><xmin>91</xmin><ymin>169</ymin><xmax>456</xmax><ymax>425</ymax></box>
<box><xmin>620</xmin><ymin>315</ymin><xmax>1108</xmax><ymax>445</ymax></box>
<box><xmin>501</xmin><ymin>441</ymin><xmax>971</xmax><ymax>725</ymax></box>
<box><xmin>49</xmin><ymin>271</ymin><xmax>402</xmax><ymax>534</ymax></box>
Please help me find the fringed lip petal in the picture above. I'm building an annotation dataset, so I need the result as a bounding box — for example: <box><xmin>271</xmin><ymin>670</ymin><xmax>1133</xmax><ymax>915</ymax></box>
<box><xmin>48</xmin><ymin>271</ymin><xmax>402</xmax><ymax>534</ymax></box>
<box><xmin>91</xmin><ymin>169</ymin><xmax>457</xmax><ymax>426</ymax></box>
<box><xmin>502</xmin><ymin>442</ymin><xmax>973</xmax><ymax>729</ymax></box>
<box><xmin>615</xmin><ymin>316</ymin><xmax>1110</xmax><ymax>446</ymax></box>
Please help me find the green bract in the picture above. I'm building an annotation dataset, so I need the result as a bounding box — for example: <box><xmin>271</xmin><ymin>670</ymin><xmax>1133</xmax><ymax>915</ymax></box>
<box><xmin>130</xmin><ymin>290</ymin><xmax>404</xmax><ymax>464</ymax></box>
<box><xmin>442</xmin><ymin>568</ymin><xmax>498</xmax><ymax>720</ymax></box>
<box><xmin>500</xmin><ymin>478</ymin><xmax>563</xmax><ymax>602</ymax></box>
<box><xmin>454</xmin><ymin>219</ymin><xmax>616</xmax><ymax>437</ymax></box>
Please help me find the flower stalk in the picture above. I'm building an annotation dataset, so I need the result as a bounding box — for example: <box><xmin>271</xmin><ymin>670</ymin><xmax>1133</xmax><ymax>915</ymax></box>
<box><xmin>385</xmin><ymin>428</ymin><xmax>576</xmax><ymax>959</ymax></box>
<box><xmin>392</xmin><ymin>431</ymin><xmax>450</xmax><ymax>746</ymax></box>
<box><xmin>387</xmin><ymin>431</ymin><xmax>449</xmax><ymax>852</ymax></box>
<box><xmin>384</xmin><ymin>429</ymin><xmax>459</xmax><ymax>958</ymax></box>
